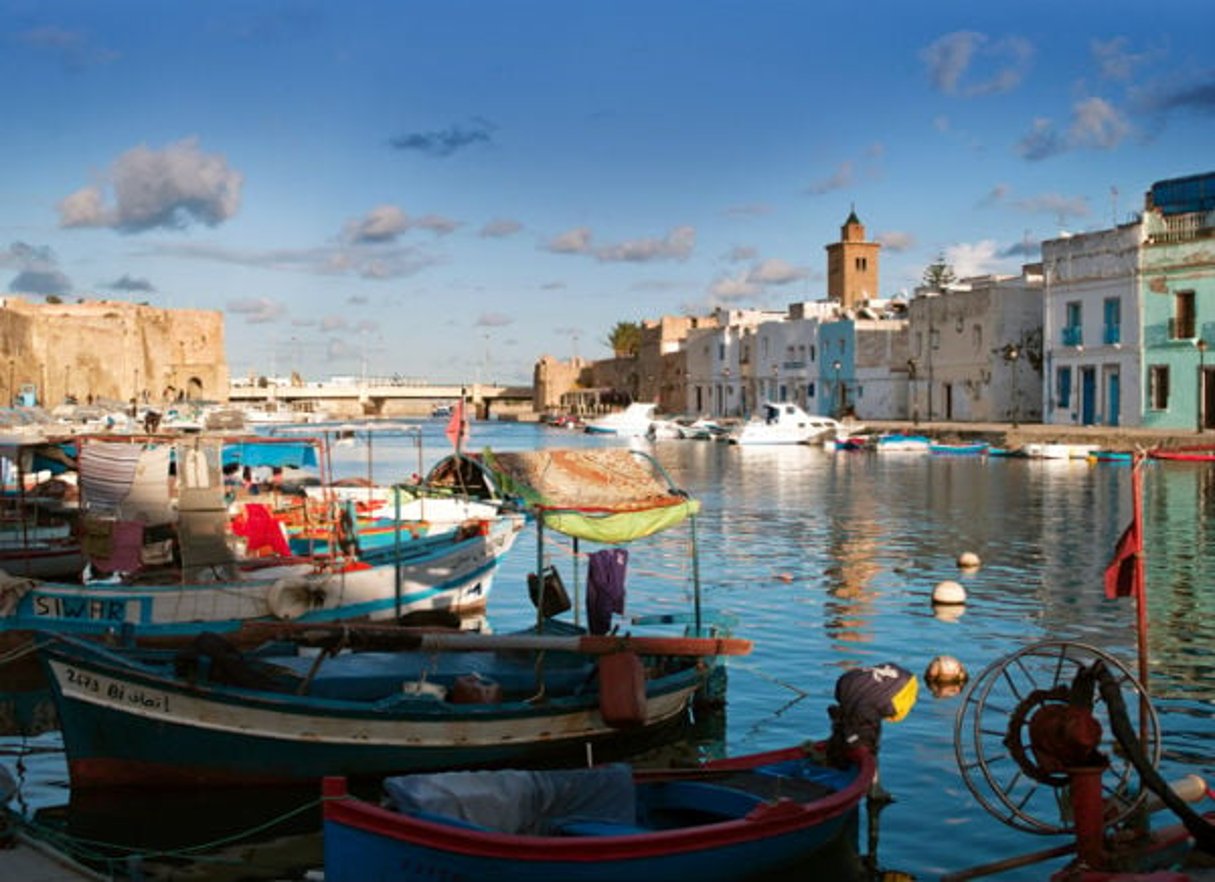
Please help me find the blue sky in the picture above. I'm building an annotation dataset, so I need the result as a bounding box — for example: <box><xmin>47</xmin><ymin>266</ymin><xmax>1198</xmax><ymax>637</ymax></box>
<box><xmin>3</xmin><ymin>1</ymin><xmax>1213</xmax><ymax>385</ymax></box>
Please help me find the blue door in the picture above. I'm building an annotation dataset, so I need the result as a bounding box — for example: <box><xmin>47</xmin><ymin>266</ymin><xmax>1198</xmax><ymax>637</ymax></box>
<box><xmin>1081</xmin><ymin>368</ymin><xmax>1097</xmax><ymax>425</ymax></box>
<box><xmin>1107</xmin><ymin>370</ymin><xmax>1120</xmax><ymax>427</ymax></box>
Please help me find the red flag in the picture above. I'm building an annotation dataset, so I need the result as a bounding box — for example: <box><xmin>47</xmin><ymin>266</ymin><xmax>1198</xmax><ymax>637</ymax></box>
<box><xmin>1104</xmin><ymin>458</ymin><xmax>1144</xmax><ymax>600</ymax></box>
<box><xmin>444</xmin><ymin>399</ymin><xmax>469</xmax><ymax>450</ymax></box>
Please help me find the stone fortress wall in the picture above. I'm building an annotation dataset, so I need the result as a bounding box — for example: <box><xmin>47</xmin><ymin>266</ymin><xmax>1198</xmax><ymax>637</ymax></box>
<box><xmin>0</xmin><ymin>296</ymin><xmax>228</xmax><ymax>408</ymax></box>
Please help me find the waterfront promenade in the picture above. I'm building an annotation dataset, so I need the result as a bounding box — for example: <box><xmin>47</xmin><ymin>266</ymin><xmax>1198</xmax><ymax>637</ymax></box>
<box><xmin>855</xmin><ymin>418</ymin><xmax>1212</xmax><ymax>453</ymax></box>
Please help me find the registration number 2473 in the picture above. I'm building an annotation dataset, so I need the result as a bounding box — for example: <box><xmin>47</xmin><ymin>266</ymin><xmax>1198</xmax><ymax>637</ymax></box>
<box><xmin>62</xmin><ymin>666</ymin><xmax>171</xmax><ymax>713</ymax></box>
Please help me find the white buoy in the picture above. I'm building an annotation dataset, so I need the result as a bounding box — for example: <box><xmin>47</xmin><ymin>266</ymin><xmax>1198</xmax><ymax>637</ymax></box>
<box><xmin>933</xmin><ymin>580</ymin><xmax>967</xmax><ymax>605</ymax></box>
<box><xmin>957</xmin><ymin>551</ymin><xmax>981</xmax><ymax>569</ymax></box>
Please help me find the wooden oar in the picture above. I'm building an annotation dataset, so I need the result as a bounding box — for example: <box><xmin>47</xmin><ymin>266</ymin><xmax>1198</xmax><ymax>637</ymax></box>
<box><xmin>241</xmin><ymin>621</ymin><xmax>752</xmax><ymax>657</ymax></box>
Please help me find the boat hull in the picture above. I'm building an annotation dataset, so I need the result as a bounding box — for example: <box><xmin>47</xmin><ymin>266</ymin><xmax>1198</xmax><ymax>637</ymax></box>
<box><xmin>39</xmin><ymin>634</ymin><xmax>707</xmax><ymax>788</ymax></box>
<box><xmin>321</xmin><ymin>747</ymin><xmax>872</xmax><ymax>882</ymax></box>
<box><xmin>2</xmin><ymin>515</ymin><xmax>523</xmax><ymax>646</ymax></box>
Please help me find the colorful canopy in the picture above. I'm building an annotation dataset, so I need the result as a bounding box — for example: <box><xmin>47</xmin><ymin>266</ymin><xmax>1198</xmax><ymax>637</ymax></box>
<box><xmin>481</xmin><ymin>448</ymin><xmax>699</xmax><ymax>543</ymax></box>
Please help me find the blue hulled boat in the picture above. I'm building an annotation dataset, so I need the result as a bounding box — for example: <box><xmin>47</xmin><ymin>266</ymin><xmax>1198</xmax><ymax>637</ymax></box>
<box><xmin>321</xmin><ymin>743</ymin><xmax>874</xmax><ymax>882</ymax></box>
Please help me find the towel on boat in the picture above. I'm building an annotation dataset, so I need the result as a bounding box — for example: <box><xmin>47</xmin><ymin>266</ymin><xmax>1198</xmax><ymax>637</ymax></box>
<box><xmin>587</xmin><ymin>548</ymin><xmax>628</xmax><ymax>635</ymax></box>
<box><xmin>118</xmin><ymin>445</ymin><xmax>174</xmax><ymax>525</ymax></box>
<box><xmin>78</xmin><ymin>443</ymin><xmax>143</xmax><ymax>513</ymax></box>
<box><xmin>383</xmin><ymin>764</ymin><xmax>637</xmax><ymax>835</ymax></box>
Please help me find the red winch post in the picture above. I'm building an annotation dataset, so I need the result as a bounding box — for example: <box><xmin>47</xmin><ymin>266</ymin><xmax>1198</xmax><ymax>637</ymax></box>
<box><xmin>1069</xmin><ymin>765</ymin><xmax>1108</xmax><ymax>869</ymax></box>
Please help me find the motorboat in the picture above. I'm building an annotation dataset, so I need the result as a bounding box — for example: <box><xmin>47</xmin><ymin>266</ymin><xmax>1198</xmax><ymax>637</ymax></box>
<box><xmin>583</xmin><ymin>403</ymin><xmax>659</xmax><ymax>437</ymax></box>
<box><xmin>727</xmin><ymin>402</ymin><xmax>843</xmax><ymax>446</ymax></box>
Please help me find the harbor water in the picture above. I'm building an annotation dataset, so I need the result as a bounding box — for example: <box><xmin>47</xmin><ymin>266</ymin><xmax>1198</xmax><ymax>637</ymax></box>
<box><xmin>3</xmin><ymin>419</ymin><xmax>1214</xmax><ymax>881</ymax></box>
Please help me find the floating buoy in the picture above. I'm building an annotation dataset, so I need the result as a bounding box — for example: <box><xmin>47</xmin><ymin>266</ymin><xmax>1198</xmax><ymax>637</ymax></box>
<box><xmin>775</xmin><ymin>572</ymin><xmax>794</xmax><ymax>583</ymax></box>
<box><xmin>932</xmin><ymin>580</ymin><xmax>967</xmax><ymax>605</ymax></box>
<box><xmin>957</xmin><ymin>551</ymin><xmax>981</xmax><ymax>570</ymax></box>
<box><xmin>925</xmin><ymin>655</ymin><xmax>968</xmax><ymax>698</ymax></box>
<box><xmin>925</xmin><ymin>654</ymin><xmax>968</xmax><ymax>685</ymax></box>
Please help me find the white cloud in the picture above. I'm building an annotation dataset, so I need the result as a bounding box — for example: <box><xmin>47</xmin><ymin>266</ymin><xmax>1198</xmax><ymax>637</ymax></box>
<box><xmin>1069</xmin><ymin>97</ymin><xmax>1130</xmax><ymax>150</ymax></box>
<box><xmin>415</xmin><ymin>214</ymin><xmax>461</xmax><ymax>236</ymax></box>
<box><xmin>1091</xmin><ymin>37</ymin><xmax>1157</xmax><ymax>82</ymax></box>
<box><xmin>475</xmin><ymin>313</ymin><xmax>513</xmax><ymax>327</ymax></box>
<box><xmin>545</xmin><ymin>227</ymin><xmax>593</xmax><ymax>254</ymax></box>
<box><xmin>348</xmin><ymin>205</ymin><xmax>410</xmax><ymax>243</ymax></box>
<box><xmin>806</xmin><ymin>161</ymin><xmax>854</xmax><ymax>195</ymax></box>
<box><xmin>877</xmin><ymin>231</ymin><xmax>916</xmax><ymax>252</ymax></box>
<box><xmin>479</xmin><ymin>218</ymin><xmax>524</xmax><ymax>237</ymax></box>
<box><xmin>921</xmin><ymin>31</ymin><xmax>1033</xmax><ymax>97</ymax></box>
<box><xmin>944</xmin><ymin>240</ymin><xmax>1008</xmax><ymax>278</ymax></box>
<box><xmin>1012</xmin><ymin>192</ymin><xmax>1090</xmax><ymax>223</ymax></box>
<box><xmin>59</xmin><ymin>138</ymin><xmax>243</xmax><ymax>233</ymax></box>
<box><xmin>1018</xmin><ymin>98</ymin><xmax>1130</xmax><ymax>160</ymax></box>
<box><xmin>707</xmin><ymin>272</ymin><xmax>760</xmax><ymax>302</ymax></box>
<box><xmin>749</xmin><ymin>259</ymin><xmax>805</xmax><ymax>285</ymax></box>
<box><xmin>227</xmin><ymin>297</ymin><xmax>285</xmax><ymax>324</ymax></box>
<box><xmin>544</xmin><ymin>225</ymin><xmax>696</xmax><ymax>262</ymax></box>
<box><xmin>4</xmin><ymin>241</ymin><xmax>72</xmax><ymax>295</ymax></box>
<box><xmin>146</xmin><ymin>240</ymin><xmax>441</xmax><ymax>281</ymax></box>
<box><xmin>595</xmin><ymin>226</ymin><xmax>695</xmax><ymax>262</ymax></box>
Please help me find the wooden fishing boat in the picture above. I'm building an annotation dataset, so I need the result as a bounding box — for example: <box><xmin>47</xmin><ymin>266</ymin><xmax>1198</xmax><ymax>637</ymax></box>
<box><xmin>0</xmin><ymin>433</ymin><xmax>86</xmax><ymax>580</ymax></box>
<box><xmin>0</xmin><ymin>433</ymin><xmax>525</xmax><ymax>650</ymax></box>
<box><xmin>36</xmin><ymin>624</ymin><xmax>748</xmax><ymax>789</ymax></box>
<box><xmin>928</xmin><ymin>441</ymin><xmax>989</xmax><ymax>456</ymax></box>
<box><xmin>874</xmin><ymin>433</ymin><xmax>930</xmax><ymax>453</ymax></box>
<box><xmin>321</xmin><ymin>743</ymin><xmax>875</xmax><ymax>882</ymax></box>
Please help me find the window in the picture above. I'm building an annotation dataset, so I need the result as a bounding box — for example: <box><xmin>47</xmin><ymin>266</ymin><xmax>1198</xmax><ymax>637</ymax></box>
<box><xmin>1173</xmin><ymin>290</ymin><xmax>1196</xmax><ymax>339</ymax></box>
<box><xmin>1149</xmin><ymin>365</ymin><xmax>1170</xmax><ymax>410</ymax></box>
<box><xmin>1103</xmin><ymin>297</ymin><xmax>1121</xmax><ymax>345</ymax></box>
<box><xmin>1063</xmin><ymin>301</ymin><xmax>1083</xmax><ymax>345</ymax></box>
<box><xmin>808</xmin><ymin>382</ymin><xmax>816</xmax><ymax>398</ymax></box>
<box><xmin>855</xmin><ymin>257</ymin><xmax>868</xmax><ymax>271</ymax></box>
<box><xmin>1057</xmin><ymin>366</ymin><xmax>1072</xmax><ymax>408</ymax></box>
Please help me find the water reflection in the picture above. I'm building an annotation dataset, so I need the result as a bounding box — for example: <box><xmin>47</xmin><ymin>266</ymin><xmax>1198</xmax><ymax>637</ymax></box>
<box><xmin>3</xmin><ymin>427</ymin><xmax>1215</xmax><ymax>882</ymax></box>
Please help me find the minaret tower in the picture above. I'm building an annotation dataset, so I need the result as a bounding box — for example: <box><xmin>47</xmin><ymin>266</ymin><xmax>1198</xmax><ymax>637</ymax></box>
<box><xmin>825</xmin><ymin>207</ymin><xmax>881</xmax><ymax>310</ymax></box>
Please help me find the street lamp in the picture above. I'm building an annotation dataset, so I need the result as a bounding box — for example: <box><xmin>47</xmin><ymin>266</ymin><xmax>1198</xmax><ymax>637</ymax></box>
<box><xmin>832</xmin><ymin>360</ymin><xmax>842</xmax><ymax>418</ymax></box>
<box><xmin>1197</xmin><ymin>338</ymin><xmax>1207</xmax><ymax>433</ymax></box>
<box><xmin>1003</xmin><ymin>343</ymin><xmax>1021</xmax><ymax>428</ymax></box>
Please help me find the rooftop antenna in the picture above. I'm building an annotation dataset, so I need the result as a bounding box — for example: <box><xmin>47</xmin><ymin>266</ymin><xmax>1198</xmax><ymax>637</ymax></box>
<box><xmin>1111</xmin><ymin>185</ymin><xmax>1119</xmax><ymax>226</ymax></box>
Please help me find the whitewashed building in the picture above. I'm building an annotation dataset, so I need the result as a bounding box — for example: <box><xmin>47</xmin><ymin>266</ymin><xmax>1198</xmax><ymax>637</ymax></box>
<box><xmin>1041</xmin><ymin>224</ymin><xmax>1142</xmax><ymax>426</ymax></box>
<box><xmin>906</xmin><ymin>267</ymin><xmax>1044</xmax><ymax>423</ymax></box>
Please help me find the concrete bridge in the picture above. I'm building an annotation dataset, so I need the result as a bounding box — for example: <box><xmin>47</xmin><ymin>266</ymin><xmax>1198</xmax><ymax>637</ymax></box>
<box><xmin>227</xmin><ymin>379</ymin><xmax>535</xmax><ymax>419</ymax></box>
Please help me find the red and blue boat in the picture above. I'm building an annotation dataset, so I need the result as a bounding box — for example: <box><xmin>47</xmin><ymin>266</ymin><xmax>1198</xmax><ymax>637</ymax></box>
<box><xmin>321</xmin><ymin>743</ymin><xmax>876</xmax><ymax>882</ymax></box>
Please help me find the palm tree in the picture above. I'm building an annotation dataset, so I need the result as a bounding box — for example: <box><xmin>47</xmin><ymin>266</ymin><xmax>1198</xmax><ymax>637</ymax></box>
<box><xmin>605</xmin><ymin>321</ymin><xmax>642</xmax><ymax>357</ymax></box>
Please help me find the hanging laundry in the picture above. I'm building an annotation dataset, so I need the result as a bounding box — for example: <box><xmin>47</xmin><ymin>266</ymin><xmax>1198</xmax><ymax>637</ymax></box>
<box><xmin>78</xmin><ymin>443</ymin><xmax>143</xmax><ymax>514</ymax></box>
<box><xmin>88</xmin><ymin>520</ymin><xmax>145</xmax><ymax>573</ymax></box>
<box><xmin>586</xmin><ymin>548</ymin><xmax>628</xmax><ymax>635</ymax></box>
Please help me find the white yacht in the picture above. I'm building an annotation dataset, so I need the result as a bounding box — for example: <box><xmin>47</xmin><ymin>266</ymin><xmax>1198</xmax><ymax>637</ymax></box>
<box><xmin>582</xmin><ymin>402</ymin><xmax>658</xmax><ymax>437</ymax></box>
<box><xmin>727</xmin><ymin>402</ymin><xmax>843</xmax><ymax>446</ymax></box>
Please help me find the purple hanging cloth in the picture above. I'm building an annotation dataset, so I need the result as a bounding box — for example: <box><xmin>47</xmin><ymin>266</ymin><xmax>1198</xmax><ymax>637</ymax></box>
<box><xmin>586</xmin><ymin>548</ymin><xmax>628</xmax><ymax>635</ymax></box>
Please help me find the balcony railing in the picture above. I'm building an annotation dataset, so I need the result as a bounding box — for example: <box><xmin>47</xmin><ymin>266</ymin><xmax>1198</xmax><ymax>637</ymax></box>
<box><xmin>1062</xmin><ymin>325</ymin><xmax>1083</xmax><ymax>346</ymax></box>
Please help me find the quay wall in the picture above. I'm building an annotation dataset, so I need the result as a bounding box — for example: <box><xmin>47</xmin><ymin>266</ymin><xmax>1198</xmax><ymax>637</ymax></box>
<box><xmin>861</xmin><ymin>419</ymin><xmax>1212</xmax><ymax>452</ymax></box>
